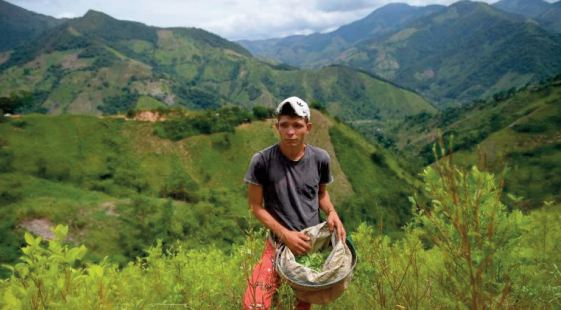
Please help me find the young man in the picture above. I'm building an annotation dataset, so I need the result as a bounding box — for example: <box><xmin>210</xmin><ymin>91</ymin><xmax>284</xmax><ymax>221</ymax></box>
<box><xmin>243</xmin><ymin>96</ymin><xmax>346</xmax><ymax>310</ymax></box>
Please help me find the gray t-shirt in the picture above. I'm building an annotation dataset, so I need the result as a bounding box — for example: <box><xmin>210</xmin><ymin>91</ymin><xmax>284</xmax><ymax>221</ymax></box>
<box><xmin>244</xmin><ymin>144</ymin><xmax>333</xmax><ymax>231</ymax></box>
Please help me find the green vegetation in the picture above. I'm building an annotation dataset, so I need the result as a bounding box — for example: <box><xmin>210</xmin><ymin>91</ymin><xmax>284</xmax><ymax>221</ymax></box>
<box><xmin>0</xmin><ymin>91</ymin><xmax>48</xmax><ymax>114</ymax></box>
<box><xmin>0</xmin><ymin>7</ymin><xmax>434</xmax><ymax>137</ymax></box>
<box><xmin>251</xmin><ymin>105</ymin><xmax>274</xmax><ymax>120</ymax></box>
<box><xmin>153</xmin><ymin>107</ymin><xmax>253</xmax><ymax>141</ymax></box>
<box><xmin>246</xmin><ymin>1</ymin><xmax>561</xmax><ymax>106</ymax></box>
<box><xmin>0</xmin><ymin>0</ymin><xmax>64</xmax><ymax>52</ymax></box>
<box><xmin>1</xmin><ymin>2</ymin><xmax>559</xmax><ymax>307</ymax></box>
<box><xmin>1</xmin><ymin>159</ymin><xmax>559</xmax><ymax>308</ymax></box>
<box><xmin>329</xmin><ymin>123</ymin><xmax>417</xmax><ymax>235</ymax></box>
<box><xmin>380</xmin><ymin>76</ymin><xmax>561</xmax><ymax>209</ymax></box>
<box><xmin>0</xmin><ymin>114</ymin><xmax>259</xmax><ymax>275</ymax></box>
<box><xmin>351</xmin><ymin>0</ymin><xmax>561</xmax><ymax>106</ymax></box>
<box><xmin>296</xmin><ymin>249</ymin><xmax>330</xmax><ymax>272</ymax></box>
<box><xmin>494</xmin><ymin>0</ymin><xmax>561</xmax><ymax>33</ymax></box>
<box><xmin>98</xmin><ymin>89</ymin><xmax>139</xmax><ymax>115</ymax></box>
<box><xmin>135</xmin><ymin>95</ymin><xmax>167</xmax><ymax>110</ymax></box>
<box><xmin>0</xmin><ymin>110</ymin><xmax>417</xmax><ymax>278</ymax></box>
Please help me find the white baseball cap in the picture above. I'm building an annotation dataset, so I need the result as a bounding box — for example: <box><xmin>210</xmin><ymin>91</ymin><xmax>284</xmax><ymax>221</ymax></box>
<box><xmin>276</xmin><ymin>96</ymin><xmax>311</xmax><ymax>120</ymax></box>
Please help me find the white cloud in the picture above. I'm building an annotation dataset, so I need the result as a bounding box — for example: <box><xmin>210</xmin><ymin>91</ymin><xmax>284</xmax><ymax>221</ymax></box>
<box><xmin>5</xmin><ymin>0</ymin><xmax>507</xmax><ymax>40</ymax></box>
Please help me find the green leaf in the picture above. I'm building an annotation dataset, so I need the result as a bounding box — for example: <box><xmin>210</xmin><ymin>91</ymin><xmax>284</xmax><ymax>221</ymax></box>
<box><xmin>53</xmin><ymin>225</ymin><xmax>68</xmax><ymax>241</ymax></box>
<box><xmin>2</xmin><ymin>288</ymin><xmax>22</xmax><ymax>310</ymax></box>
<box><xmin>88</xmin><ymin>265</ymin><xmax>104</xmax><ymax>278</ymax></box>
<box><xmin>1</xmin><ymin>264</ymin><xmax>14</xmax><ymax>273</ymax></box>
<box><xmin>23</xmin><ymin>232</ymin><xmax>34</xmax><ymax>246</ymax></box>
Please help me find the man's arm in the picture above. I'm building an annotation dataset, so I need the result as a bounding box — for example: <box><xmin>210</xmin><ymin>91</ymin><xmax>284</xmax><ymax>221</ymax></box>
<box><xmin>319</xmin><ymin>184</ymin><xmax>346</xmax><ymax>241</ymax></box>
<box><xmin>248</xmin><ymin>183</ymin><xmax>311</xmax><ymax>255</ymax></box>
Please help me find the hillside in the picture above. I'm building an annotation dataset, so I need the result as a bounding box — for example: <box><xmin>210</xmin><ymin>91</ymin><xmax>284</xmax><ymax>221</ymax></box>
<box><xmin>1</xmin><ymin>2</ymin><xmax>561</xmax><ymax>307</ymax></box>
<box><xmin>444</xmin><ymin>85</ymin><xmax>561</xmax><ymax>209</ymax></box>
<box><xmin>239</xmin><ymin>3</ymin><xmax>444</xmax><ymax>68</ymax></box>
<box><xmin>536</xmin><ymin>1</ymin><xmax>561</xmax><ymax>32</ymax></box>
<box><xmin>242</xmin><ymin>1</ymin><xmax>561</xmax><ymax>107</ymax></box>
<box><xmin>338</xmin><ymin>1</ymin><xmax>561</xmax><ymax>106</ymax></box>
<box><xmin>392</xmin><ymin>75</ymin><xmax>561</xmax><ymax>208</ymax></box>
<box><xmin>0</xmin><ymin>7</ymin><xmax>434</xmax><ymax>132</ymax></box>
<box><xmin>494</xmin><ymin>0</ymin><xmax>561</xmax><ymax>32</ymax></box>
<box><xmin>0</xmin><ymin>152</ymin><xmax>559</xmax><ymax>308</ymax></box>
<box><xmin>0</xmin><ymin>109</ymin><xmax>417</xmax><ymax>274</ymax></box>
<box><xmin>494</xmin><ymin>0</ymin><xmax>551</xmax><ymax>18</ymax></box>
<box><xmin>0</xmin><ymin>0</ymin><xmax>64</xmax><ymax>52</ymax></box>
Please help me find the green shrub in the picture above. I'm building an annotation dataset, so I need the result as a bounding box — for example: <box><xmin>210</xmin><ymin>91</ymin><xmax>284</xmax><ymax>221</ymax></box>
<box><xmin>159</xmin><ymin>159</ymin><xmax>199</xmax><ymax>203</ymax></box>
<box><xmin>154</xmin><ymin>107</ymin><xmax>251</xmax><ymax>141</ymax></box>
<box><xmin>413</xmin><ymin>161</ymin><xmax>525</xmax><ymax>307</ymax></box>
<box><xmin>252</xmin><ymin>105</ymin><xmax>273</xmax><ymax>120</ymax></box>
<box><xmin>98</xmin><ymin>91</ymin><xmax>139</xmax><ymax>115</ymax></box>
<box><xmin>1</xmin><ymin>163</ymin><xmax>561</xmax><ymax>308</ymax></box>
<box><xmin>512</xmin><ymin>122</ymin><xmax>548</xmax><ymax>133</ymax></box>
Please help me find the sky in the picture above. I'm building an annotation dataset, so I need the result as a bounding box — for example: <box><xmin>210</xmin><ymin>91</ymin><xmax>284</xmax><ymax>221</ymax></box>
<box><xmin>4</xmin><ymin>0</ymin><xmax>541</xmax><ymax>41</ymax></box>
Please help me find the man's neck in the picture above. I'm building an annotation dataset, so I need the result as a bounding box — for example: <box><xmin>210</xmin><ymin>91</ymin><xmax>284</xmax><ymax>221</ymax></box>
<box><xmin>279</xmin><ymin>143</ymin><xmax>306</xmax><ymax>161</ymax></box>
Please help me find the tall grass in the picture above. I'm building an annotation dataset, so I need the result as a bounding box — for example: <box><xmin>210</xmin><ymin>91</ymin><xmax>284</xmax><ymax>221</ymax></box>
<box><xmin>1</xmin><ymin>158</ymin><xmax>559</xmax><ymax>309</ymax></box>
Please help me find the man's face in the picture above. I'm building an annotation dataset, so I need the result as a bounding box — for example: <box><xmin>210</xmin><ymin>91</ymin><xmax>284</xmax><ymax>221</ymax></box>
<box><xmin>276</xmin><ymin>115</ymin><xmax>312</xmax><ymax>148</ymax></box>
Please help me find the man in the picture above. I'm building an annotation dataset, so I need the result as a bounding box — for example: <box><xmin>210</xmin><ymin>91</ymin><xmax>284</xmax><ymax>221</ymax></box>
<box><xmin>243</xmin><ymin>96</ymin><xmax>346</xmax><ymax>310</ymax></box>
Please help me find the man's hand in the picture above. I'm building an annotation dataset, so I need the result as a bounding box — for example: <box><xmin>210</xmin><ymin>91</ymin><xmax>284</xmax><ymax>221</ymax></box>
<box><xmin>318</xmin><ymin>185</ymin><xmax>346</xmax><ymax>242</ymax></box>
<box><xmin>327</xmin><ymin>211</ymin><xmax>346</xmax><ymax>242</ymax></box>
<box><xmin>282</xmin><ymin>230</ymin><xmax>311</xmax><ymax>255</ymax></box>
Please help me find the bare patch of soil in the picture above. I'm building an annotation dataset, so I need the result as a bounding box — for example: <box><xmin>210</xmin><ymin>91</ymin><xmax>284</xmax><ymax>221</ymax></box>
<box><xmin>20</xmin><ymin>218</ymin><xmax>55</xmax><ymax>240</ymax></box>
<box><xmin>99</xmin><ymin>201</ymin><xmax>119</xmax><ymax>216</ymax></box>
<box><xmin>134</xmin><ymin>111</ymin><xmax>167</xmax><ymax>122</ymax></box>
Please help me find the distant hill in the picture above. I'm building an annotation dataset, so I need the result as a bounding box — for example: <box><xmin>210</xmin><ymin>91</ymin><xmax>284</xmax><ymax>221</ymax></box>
<box><xmin>494</xmin><ymin>0</ymin><xmax>561</xmax><ymax>32</ymax></box>
<box><xmin>242</xmin><ymin>1</ymin><xmax>561</xmax><ymax>106</ymax></box>
<box><xmin>0</xmin><ymin>0</ymin><xmax>64</xmax><ymax>51</ymax></box>
<box><xmin>494</xmin><ymin>0</ymin><xmax>551</xmax><ymax>18</ymax></box>
<box><xmin>239</xmin><ymin>3</ymin><xmax>445</xmax><ymax>68</ymax></box>
<box><xmin>337</xmin><ymin>1</ymin><xmax>561</xmax><ymax>106</ymax></box>
<box><xmin>0</xmin><ymin>109</ymin><xmax>418</xmax><ymax>270</ymax></box>
<box><xmin>0</xmin><ymin>7</ymin><xmax>434</xmax><ymax>131</ymax></box>
<box><xmin>393</xmin><ymin>75</ymin><xmax>561</xmax><ymax>208</ymax></box>
<box><xmin>538</xmin><ymin>1</ymin><xmax>561</xmax><ymax>32</ymax></box>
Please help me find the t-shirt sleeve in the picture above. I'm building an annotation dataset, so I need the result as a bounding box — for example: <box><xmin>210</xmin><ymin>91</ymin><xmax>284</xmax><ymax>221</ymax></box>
<box><xmin>244</xmin><ymin>153</ymin><xmax>266</xmax><ymax>185</ymax></box>
<box><xmin>319</xmin><ymin>151</ymin><xmax>333</xmax><ymax>185</ymax></box>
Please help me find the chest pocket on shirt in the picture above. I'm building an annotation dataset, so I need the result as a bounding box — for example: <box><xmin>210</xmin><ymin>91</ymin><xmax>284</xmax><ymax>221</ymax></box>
<box><xmin>299</xmin><ymin>182</ymin><xmax>318</xmax><ymax>201</ymax></box>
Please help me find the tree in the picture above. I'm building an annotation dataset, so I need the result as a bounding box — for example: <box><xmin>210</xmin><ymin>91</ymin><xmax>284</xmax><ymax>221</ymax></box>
<box><xmin>159</xmin><ymin>158</ymin><xmax>199</xmax><ymax>203</ymax></box>
<box><xmin>412</xmin><ymin>146</ymin><xmax>525</xmax><ymax>308</ymax></box>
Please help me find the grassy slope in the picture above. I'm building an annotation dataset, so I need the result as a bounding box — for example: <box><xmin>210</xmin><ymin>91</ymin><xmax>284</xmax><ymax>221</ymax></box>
<box><xmin>0</xmin><ymin>110</ymin><xmax>417</xmax><ymax>270</ymax></box>
<box><xmin>339</xmin><ymin>2</ymin><xmax>561</xmax><ymax>106</ymax></box>
<box><xmin>451</xmin><ymin>87</ymin><xmax>561</xmax><ymax>208</ymax></box>
<box><xmin>393</xmin><ymin>78</ymin><xmax>561</xmax><ymax>208</ymax></box>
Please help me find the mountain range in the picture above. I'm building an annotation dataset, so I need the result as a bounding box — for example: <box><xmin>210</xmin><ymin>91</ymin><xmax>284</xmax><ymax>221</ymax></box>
<box><xmin>494</xmin><ymin>0</ymin><xmax>561</xmax><ymax>32</ymax></box>
<box><xmin>238</xmin><ymin>3</ymin><xmax>445</xmax><ymax>69</ymax></box>
<box><xmin>3</xmin><ymin>0</ymin><xmax>561</xmax><ymax>111</ymax></box>
<box><xmin>0</xmin><ymin>2</ymin><xmax>434</xmax><ymax>131</ymax></box>
<box><xmin>0</xmin><ymin>0</ymin><xmax>64</xmax><ymax>52</ymax></box>
<box><xmin>241</xmin><ymin>0</ymin><xmax>561</xmax><ymax>106</ymax></box>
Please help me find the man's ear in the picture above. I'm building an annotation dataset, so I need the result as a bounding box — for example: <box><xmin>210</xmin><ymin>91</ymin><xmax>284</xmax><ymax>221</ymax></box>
<box><xmin>306</xmin><ymin>122</ymin><xmax>312</xmax><ymax>132</ymax></box>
